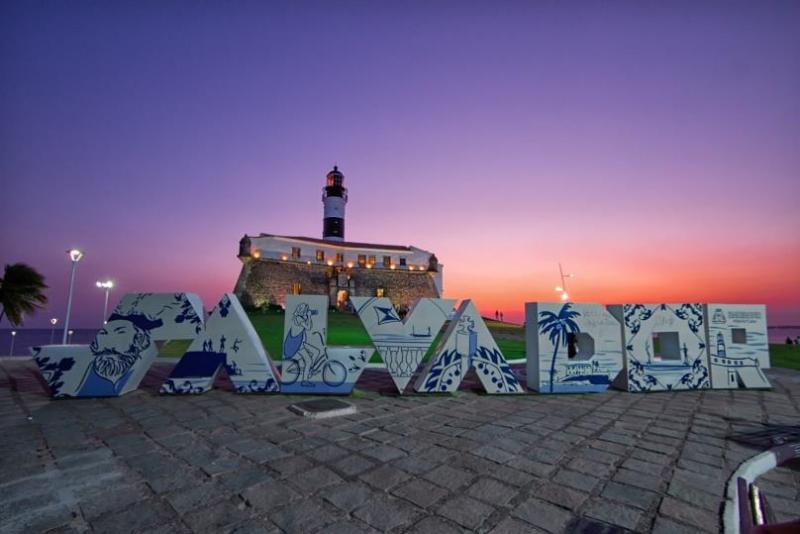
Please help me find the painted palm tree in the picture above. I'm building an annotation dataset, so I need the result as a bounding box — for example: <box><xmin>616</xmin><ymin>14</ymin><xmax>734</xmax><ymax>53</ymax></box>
<box><xmin>0</xmin><ymin>263</ymin><xmax>48</xmax><ymax>326</ymax></box>
<box><xmin>538</xmin><ymin>303</ymin><xmax>581</xmax><ymax>393</ymax></box>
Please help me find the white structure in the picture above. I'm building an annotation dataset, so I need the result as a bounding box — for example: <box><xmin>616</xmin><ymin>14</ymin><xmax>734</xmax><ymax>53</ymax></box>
<box><xmin>705</xmin><ymin>304</ymin><xmax>771</xmax><ymax>389</ymax></box>
<box><xmin>281</xmin><ymin>295</ymin><xmax>371</xmax><ymax>394</ymax></box>
<box><xmin>608</xmin><ymin>303</ymin><xmax>711</xmax><ymax>392</ymax></box>
<box><xmin>161</xmin><ymin>294</ymin><xmax>281</xmax><ymax>394</ymax></box>
<box><xmin>351</xmin><ymin>296</ymin><xmax>456</xmax><ymax>393</ymax></box>
<box><xmin>415</xmin><ymin>300</ymin><xmax>524</xmax><ymax>394</ymax></box>
<box><xmin>526</xmin><ymin>302</ymin><xmax>624</xmax><ymax>394</ymax></box>
<box><xmin>32</xmin><ymin>293</ymin><xmax>204</xmax><ymax>397</ymax></box>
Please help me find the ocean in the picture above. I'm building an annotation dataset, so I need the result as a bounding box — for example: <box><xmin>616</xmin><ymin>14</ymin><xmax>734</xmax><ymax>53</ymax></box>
<box><xmin>0</xmin><ymin>328</ymin><xmax>98</xmax><ymax>357</ymax></box>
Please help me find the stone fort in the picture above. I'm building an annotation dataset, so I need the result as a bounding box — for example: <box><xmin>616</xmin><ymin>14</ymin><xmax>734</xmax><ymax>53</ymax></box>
<box><xmin>234</xmin><ymin>166</ymin><xmax>443</xmax><ymax>313</ymax></box>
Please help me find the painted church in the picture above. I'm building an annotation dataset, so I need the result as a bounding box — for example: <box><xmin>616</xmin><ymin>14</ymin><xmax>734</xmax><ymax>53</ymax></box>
<box><xmin>234</xmin><ymin>166</ymin><xmax>443</xmax><ymax>312</ymax></box>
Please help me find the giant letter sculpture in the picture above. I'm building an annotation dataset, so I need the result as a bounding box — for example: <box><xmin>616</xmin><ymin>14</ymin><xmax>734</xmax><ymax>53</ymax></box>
<box><xmin>32</xmin><ymin>293</ymin><xmax>204</xmax><ymax>397</ymax></box>
<box><xmin>526</xmin><ymin>302</ymin><xmax>624</xmax><ymax>393</ymax></box>
<box><xmin>350</xmin><ymin>296</ymin><xmax>456</xmax><ymax>394</ymax></box>
<box><xmin>607</xmin><ymin>303</ymin><xmax>711</xmax><ymax>392</ymax></box>
<box><xmin>415</xmin><ymin>300</ymin><xmax>524</xmax><ymax>394</ymax></box>
<box><xmin>160</xmin><ymin>293</ymin><xmax>281</xmax><ymax>394</ymax></box>
<box><xmin>281</xmin><ymin>295</ymin><xmax>371</xmax><ymax>394</ymax></box>
<box><xmin>705</xmin><ymin>304</ymin><xmax>771</xmax><ymax>389</ymax></box>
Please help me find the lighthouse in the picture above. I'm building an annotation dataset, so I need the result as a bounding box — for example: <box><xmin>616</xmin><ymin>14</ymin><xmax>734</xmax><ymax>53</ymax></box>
<box><xmin>322</xmin><ymin>166</ymin><xmax>347</xmax><ymax>241</ymax></box>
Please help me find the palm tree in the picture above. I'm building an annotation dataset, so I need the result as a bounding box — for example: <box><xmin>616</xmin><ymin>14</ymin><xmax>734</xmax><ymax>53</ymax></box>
<box><xmin>0</xmin><ymin>263</ymin><xmax>48</xmax><ymax>326</ymax></box>
<box><xmin>538</xmin><ymin>303</ymin><xmax>581</xmax><ymax>393</ymax></box>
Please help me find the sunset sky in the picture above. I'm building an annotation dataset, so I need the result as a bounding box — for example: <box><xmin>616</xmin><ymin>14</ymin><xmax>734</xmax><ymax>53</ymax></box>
<box><xmin>1</xmin><ymin>1</ymin><xmax>798</xmax><ymax>328</ymax></box>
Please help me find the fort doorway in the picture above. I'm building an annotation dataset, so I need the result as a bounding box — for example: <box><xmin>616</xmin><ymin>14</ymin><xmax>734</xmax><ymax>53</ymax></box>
<box><xmin>336</xmin><ymin>289</ymin><xmax>350</xmax><ymax>311</ymax></box>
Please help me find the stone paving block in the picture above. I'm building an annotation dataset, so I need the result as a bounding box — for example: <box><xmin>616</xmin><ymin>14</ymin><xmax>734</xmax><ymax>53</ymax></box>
<box><xmin>90</xmin><ymin>498</ymin><xmax>178</xmax><ymax>533</ymax></box>
<box><xmin>182</xmin><ymin>497</ymin><xmax>253</xmax><ymax>533</ymax></box>
<box><xmin>532</xmin><ymin>483</ymin><xmax>588</xmax><ymax>510</ymax></box>
<box><xmin>437</xmin><ymin>494</ymin><xmax>496</xmax><ymax>529</ymax></box>
<box><xmin>321</xmin><ymin>482</ymin><xmax>374</xmax><ymax>512</ymax></box>
<box><xmin>422</xmin><ymin>464</ymin><xmax>474</xmax><ymax>491</ymax></box>
<box><xmin>651</xmin><ymin>516</ymin><xmax>698</xmax><ymax>534</ymax></box>
<box><xmin>489</xmin><ymin>516</ymin><xmax>547</xmax><ymax>533</ymax></box>
<box><xmin>621</xmin><ymin>457</ymin><xmax>664</xmax><ymax>476</ymax></box>
<box><xmin>306</xmin><ymin>444</ymin><xmax>349</xmax><ymax>463</ymax></box>
<box><xmin>218</xmin><ymin>469</ymin><xmax>273</xmax><ymax>493</ymax></box>
<box><xmin>331</xmin><ymin>454</ymin><xmax>377</xmax><ymax>477</ymax></box>
<box><xmin>79</xmin><ymin>483</ymin><xmax>151</xmax><ymax>520</ymax></box>
<box><xmin>392</xmin><ymin>455</ymin><xmax>438</xmax><ymax>475</ymax></box>
<box><xmin>353</xmin><ymin>494</ymin><xmax>420</xmax><ymax>531</ymax></box>
<box><xmin>612</xmin><ymin>468</ymin><xmax>663</xmax><ymax>492</ymax></box>
<box><xmin>506</xmin><ymin>457</ymin><xmax>556</xmax><ymax>478</ymax></box>
<box><xmin>472</xmin><ymin>445</ymin><xmax>516</xmax><ymax>464</ymax></box>
<box><xmin>361</xmin><ymin>444</ymin><xmax>407</xmax><ymax>462</ymax></box>
<box><xmin>241</xmin><ymin>480</ymin><xmax>301</xmax><ymax>511</ymax></box>
<box><xmin>466</xmin><ymin>477</ymin><xmax>518</xmax><ymax>506</ymax></box>
<box><xmin>553</xmin><ymin>468</ymin><xmax>601</xmax><ymax>492</ymax></box>
<box><xmin>358</xmin><ymin>464</ymin><xmax>412</xmax><ymax>490</ymax></box>
<box><xmin>321</xmin><ymin>519</ymin><xmax>375</xmax><ymax>534</ymax></box>
<box><xmin>407</xmin><ymin>515</ymin><xmax>464</xmax><ymax>534</ymax></box>
<box><xmin>290</xmin><ymin>465</ymin><xmax>344</xmax><ymax>493</ymax></box>
<box><xmin>267</xmin><ymin>455</ymin><xmax>314</xmax><ymax>478</ymax></box>
<box><xmin>658</xmin><ymin>495</ymin><xmax>719</xmax><ymax>533</ymax></box>
<box><xmin>583</xmin><ymin>498</ymin><xmax>644</xmax><ymax>530</ymax></box>
<box><xmin>601</xmin><ymin>480</ymin><xmax>660</xmax><ymax>510</ymax></box>
<box><xmin>269</xmin><ymin>500</ymin><xmax>336</xmax><ymax>533</ymax></box>
<box><xmin>164</xmin><ymin>481</ymin><xmax>228</xmax><ymax>514</ymax></box>
<box><xmin>393</xmin><ymin>478</ymin><xmax>449</xmax><ymax>508</ymax></box>
<box><xmin>512</xmin><ymin>497</ymin><xmax>574</xmax><ymax>532</ymax></box>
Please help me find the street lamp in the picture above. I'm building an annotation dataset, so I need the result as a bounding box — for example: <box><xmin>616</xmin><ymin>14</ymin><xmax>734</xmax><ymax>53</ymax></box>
<box><xmin>96</xmin><ymin>280</ymin><xmax>114</xmax><ymax>324</ymax></box>
<box><xmin>49</xmin><ymin>318</ymin><xmax>58</xmax><ymax>344</ymax></box>
<box><xmin>68</xmin><ymin>330</ymin><xmax>74</xmax><ymax>344</ymax></box>
<box><xmin>555</xmin><ymin>262</ymin><xmax>574</xmax><ymax>302</ymax></box>
<box><xmin>62</xmin><ymin>249</ymin><xmax>84</xmax><ymax>344</ymax></box>
<box><xmin>9</xmin><ymin>330</ymin><xmax>16</xmax><ymax>356</ymax></box>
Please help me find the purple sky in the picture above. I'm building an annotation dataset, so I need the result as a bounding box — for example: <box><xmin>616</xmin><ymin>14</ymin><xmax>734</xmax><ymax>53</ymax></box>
<box><xmin>1</xmin><ymin>1</ymin><xmax>799</xmax><ymax>328</ymax></box>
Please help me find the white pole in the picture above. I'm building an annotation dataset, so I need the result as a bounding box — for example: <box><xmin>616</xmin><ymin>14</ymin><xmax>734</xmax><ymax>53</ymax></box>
<box><xmin>9</xmin><ymin>331</ymin><xmax>16</xmax><ymax>356</ymax></box>
<box><xmin>102</xmin><ymin>288</ymin><xmax>110</xmax><ymax>324</ymax></box>
<box><xmin>62</xmin><ymin>260</ymin><xmax>78</xmax><ymax>344</ymax></box>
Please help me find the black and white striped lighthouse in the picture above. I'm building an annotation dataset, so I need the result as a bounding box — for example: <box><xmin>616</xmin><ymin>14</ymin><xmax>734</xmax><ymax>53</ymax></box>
<box><xmin>322</xmin><ymin>165</ymin><xmax>348</xmax><ymax>241</ymax></box>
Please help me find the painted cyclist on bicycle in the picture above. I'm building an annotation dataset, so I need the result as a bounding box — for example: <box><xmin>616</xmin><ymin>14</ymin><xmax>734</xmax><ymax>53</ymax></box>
<box><xmin>283</xmin><ymin>302</ymin><xmax>323</xmax><ymax>386</ymax></box>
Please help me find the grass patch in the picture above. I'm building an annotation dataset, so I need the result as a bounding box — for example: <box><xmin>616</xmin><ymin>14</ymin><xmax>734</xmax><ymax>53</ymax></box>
<box><xmin>158</xmin><ymin>310</ymin><xmax>526</xmax><ymax>363</ymax></box>
<box><xmin>157</xmin><ymin>339</ymin><xmax>193</xmax><ymax>358</ymax></box>
<box><xmin>770</xmin><ymin>344</ymin><xmax>800</xmax><ymax>371</ymax></box>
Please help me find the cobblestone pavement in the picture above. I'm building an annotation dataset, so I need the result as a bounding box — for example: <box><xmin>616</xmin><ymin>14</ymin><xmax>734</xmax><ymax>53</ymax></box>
<box><xmin>1</xmin><ymin>360</ymin><xmax>798</xmax><ymax>533</ymax></box>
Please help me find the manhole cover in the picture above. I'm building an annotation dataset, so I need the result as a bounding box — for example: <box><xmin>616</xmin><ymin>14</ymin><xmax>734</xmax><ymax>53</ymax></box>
<box><xmin>728</xmin><ymin>425</ymin><xmax>800</xmax><ymax>450</ymax></box>
<box><xmin>288</xmin><ymin>399</ymin><xmax>356</xmax><ymax>419</ymax></box>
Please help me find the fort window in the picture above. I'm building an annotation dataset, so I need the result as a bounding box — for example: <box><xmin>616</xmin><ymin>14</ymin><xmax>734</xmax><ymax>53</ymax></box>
<box><xmin>316</xmin><ymin>250</ymin><xmax>324</xmax><ymax>261</ymax></box>
<box><xmin>376</xmin><ymin>287</ymin><xmax>385</xmax><ymax>297</ymax></box>
<box><xmin>368</xmin><ymin>255</ymin><xmax>376</xmax><ymax>266</ymax></box>
<box><xmin>291</xmin><ymin>247</ymin><xmax>301</xmax><ymax>258</ymax></box>
<box><xmin>335</xmin><ymin>253</ymin><xmax>344</xmax><ymax>263</ymax></box>
<box><xmin>383</xmin><ymin>255</ymin><xmax>391</xmax><ymax>267</ymax></box>
<box><xmin>291</xmin><ymin>282</ymin><xmax>302</xmax><ymax>295</ymax></box>
<box><xmin>399</xmin><ymin>258</ymin><xmax>407</xmax><ymax>266</ymax></box>
<box><xmin>731</xmin><ymin>328</ymin><xmax>747</xmax><ymax>344</ymax></box>
<box><xmin>358</xmin><ymin>255</ymin><xmax>367</xmax><ymax>267</ymax></box>
<box><xmin>651</xmin><ymin>332</ymin><xmax>681</xmax><ymax>361</ymax></box>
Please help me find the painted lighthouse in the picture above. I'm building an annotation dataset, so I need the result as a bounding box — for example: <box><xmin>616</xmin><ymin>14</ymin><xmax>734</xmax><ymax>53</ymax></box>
<box><xmin>322</xmin><ymin>165</ymin><xmax>347</xmax><ymax>241</ymax></box>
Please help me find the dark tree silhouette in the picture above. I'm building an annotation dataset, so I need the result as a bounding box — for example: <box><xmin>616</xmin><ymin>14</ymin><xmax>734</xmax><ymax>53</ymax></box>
<box><xmin>0</xmin><ymin>263</ymin><xmax>48</xmax><ymax>326</ymax></box>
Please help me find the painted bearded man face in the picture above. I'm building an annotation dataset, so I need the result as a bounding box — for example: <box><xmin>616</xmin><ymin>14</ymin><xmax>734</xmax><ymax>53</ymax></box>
<box><xmin>90</xmin><ymin>319</ymin><xmax>152</xmax><ymax>384</ymax></box>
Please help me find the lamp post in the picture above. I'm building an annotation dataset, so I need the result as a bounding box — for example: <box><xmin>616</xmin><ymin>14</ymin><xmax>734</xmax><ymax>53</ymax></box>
<box><xmin>49</xmin><ymin>318</ymin><xmax>58</xmax><ymax>344</ymax></box>
<box><xmin>9</xmin><ymin>330</ymin><xmax>16</xmax><ymax>356</ymax></box>
<box><xmin>555</xmin><ymin>262</ymin><xmax>574</xmax><ymax>302</ymax></box>
<box><xmin>62</xmin><ymin>249</ymin><xmax>84</xmax><ymax>344</ymax></box>
<box><xmin>96</xmin><ymin>280</ymin><xmax>114</xmax><ymax>324</ymax></box>
<box><xmin>68</xmin><ymin>330</ymin><xmax>74</xmax><ymax>344</ymax></box>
